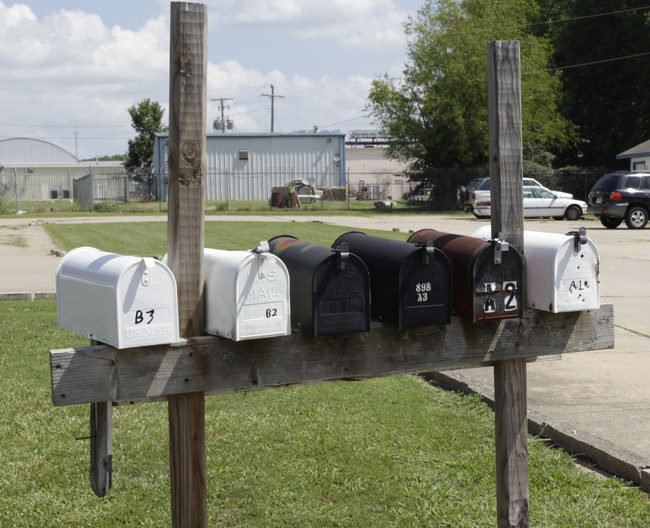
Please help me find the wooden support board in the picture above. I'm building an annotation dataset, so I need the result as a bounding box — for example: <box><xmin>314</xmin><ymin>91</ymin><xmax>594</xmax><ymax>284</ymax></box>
<box><xmin>50</xmin><ymin>305</ymin><xmax>613</xmax><ymax>407</ymax></box>
<box><xmin>167</xmin><ymin>3</ymin><xmax>207</xmax><ymax>526</ymax></box>
<box><xmin>487</xmin><ymin>40</ymin><xmax>528</xmax><ymax>528</ymax></box>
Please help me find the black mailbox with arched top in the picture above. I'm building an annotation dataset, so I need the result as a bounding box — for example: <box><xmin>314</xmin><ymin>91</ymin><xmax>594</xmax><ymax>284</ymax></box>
<box><xmin>332</xmin><ymin>231</ymin><xmax>452</xmax><ymax>328</ymax></box>
<box><xmin>268</xmin><ymin>235</ymin><xmax>370</xmax><ymax>336</ymax></box>
<box><xmin>407</xmin><ymin>229</ymin><xmax>524</xmax><ymax>322</ymax></box>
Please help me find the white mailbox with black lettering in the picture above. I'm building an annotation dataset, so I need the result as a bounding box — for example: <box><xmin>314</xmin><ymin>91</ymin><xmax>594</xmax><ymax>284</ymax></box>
<box><xmin>203</xmin><ymin>242</ymin><xmax>291</xmax><ymax>341</ymax></box>
<box><xmin>473</xmin><ymin>226</ymin><xmax>600</xmax><ymax>312</ymax></box>
<box><xmin>56</xmin><ymin>247</ymin><xmax>180</xmax><ymax>349</ymax></box>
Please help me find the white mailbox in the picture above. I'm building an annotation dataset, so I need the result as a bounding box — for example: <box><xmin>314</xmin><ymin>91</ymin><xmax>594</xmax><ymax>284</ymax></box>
<box><xmin>472</xmin><ymin>226</ymin><xmax>600</xmax><ymax>312</ymax></box>
<box><xmin>203</xmin><ymin>242</ymin><xmax>291</xmax><ymax>341</ymax></box>
<box><xmin>56</xmin><ymin>247</ymin><xmax>180</xmax><ymax>349</ymax></box>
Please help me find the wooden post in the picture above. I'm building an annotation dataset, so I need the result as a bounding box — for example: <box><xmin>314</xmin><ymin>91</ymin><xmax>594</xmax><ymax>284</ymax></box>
<box><xmin>89</xmin><ymin>339</ymin><xmax>112</xmax><ymax>498</ymax></box>
<box><xmin>487</xmin><ymin>40</ymin><xmax>529</xmax><ymax>528</ymax></box>
<box><xmin>89</xmin><ymin>401</ymin><xmax>112</xmax><ymax>497</ymax></box>
<box><xmin>167</xmin><ymin>3</ymin><xmax>207</xmax><ymax>527</ymax></box>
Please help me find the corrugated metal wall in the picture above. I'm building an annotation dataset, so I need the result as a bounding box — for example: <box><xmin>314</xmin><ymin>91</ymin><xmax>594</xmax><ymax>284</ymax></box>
<box><xmin>0</xmin><ymin>166</ymin><xmax>128</xmax><ymax>201</ymax></box>
<box><xmin>155</xmin><ymin>133</ymin><xmax>346</xmax><ymax>201</ymax></box>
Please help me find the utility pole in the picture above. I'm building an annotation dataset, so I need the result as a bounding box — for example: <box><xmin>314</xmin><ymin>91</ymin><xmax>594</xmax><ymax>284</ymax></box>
<box><xmin>73</xmin><ymin>124</ymin><xmax>79</xmax><ymax>159</ymax></box>
<box><xmin>211</xmin><ymin>97</ymin><xmax>232</xmax><ymax>132</ymax></box>
<box><xmin>260</xmin><ymin>85</ymin><xmax>284</xmax><ymax>132</ymax></box>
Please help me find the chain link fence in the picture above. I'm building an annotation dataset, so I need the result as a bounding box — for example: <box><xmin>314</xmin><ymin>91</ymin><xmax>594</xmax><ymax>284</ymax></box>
<box><xmin>0</xmin><ymin>163</ymin><xmax>620</xmax><ymax>212</ymax></box>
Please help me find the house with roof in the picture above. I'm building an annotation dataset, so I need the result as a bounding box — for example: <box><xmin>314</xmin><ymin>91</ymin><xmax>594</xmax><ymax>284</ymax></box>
<box><xmin>617</xmin><ymin>139</ymin><xmax>650</xmax><ymax>171</ymax></box>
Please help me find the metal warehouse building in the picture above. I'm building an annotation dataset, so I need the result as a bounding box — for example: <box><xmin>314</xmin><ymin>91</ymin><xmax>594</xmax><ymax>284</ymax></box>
<box><xmin>153</xmin><ymin>132</ymin><xmax>347</xmax><ymax>201</ymax></box>
<box><xmin>0</xmin><ymin>137</ymin><xmax>125</xmax><ymax>203</ymax></box>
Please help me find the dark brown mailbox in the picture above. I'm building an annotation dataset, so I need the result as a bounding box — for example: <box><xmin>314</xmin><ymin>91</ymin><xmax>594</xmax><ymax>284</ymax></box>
<box><xmin>332</xmin><ymin>231</ymin><xmax>451</xmax><ymax>328</ymax></box>
<box><xmin>268</xmin><ymin>235</ymin><xmax>370</xmax><ymax>336</ymax></box>
<box><xmin>407</xmin><ymin>229</ymin><xmax>524</xmax><ymax>322</ymax></box>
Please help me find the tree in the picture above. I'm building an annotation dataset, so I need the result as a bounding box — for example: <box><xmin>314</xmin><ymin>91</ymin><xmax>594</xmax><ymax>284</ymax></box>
<box><xmin>553</xmin><ymin>0</ymin><xmax>650</xmax><ymax>167</ymax></box>
<box><xmin>366</xmin><ymin>0</ymin><xmax>576</xmax><ymax>206</ymax></box>
<box><xmin>125</xmin><ymin>99</ymin><xmax>168</xmax><ymax>198</ymax></box>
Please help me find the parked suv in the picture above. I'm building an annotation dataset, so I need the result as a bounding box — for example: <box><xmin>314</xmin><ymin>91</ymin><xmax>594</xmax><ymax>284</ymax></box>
<box><xmin>587</xmin><ymin>172</ymin><xmax>650</xmax><ymax>229</ymax></box>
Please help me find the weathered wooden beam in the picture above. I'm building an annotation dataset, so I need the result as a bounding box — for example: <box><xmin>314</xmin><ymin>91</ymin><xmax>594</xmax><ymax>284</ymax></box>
<box><xmin>167</xmin><ymin>3</ymin><xmax>208</xmax><ymax>527</ymax></box>
<box><xmin>488</xmin><ymin>40</ymin><xmax>529</xmax><ymax>528</ymax></box>
<box><xmin>50</xmin><ymin>304</ymin><xmax>613</xmax><ymax>407</ymax></box>
<box><xmin>89</xmin><ymin>401</ymin><xmax>112</xmax><ymax>497</ymax></box>
<box><xmin>88</xmin><ymin>338</ymin><xmax>113</xmax><ymax>498</ymax></box>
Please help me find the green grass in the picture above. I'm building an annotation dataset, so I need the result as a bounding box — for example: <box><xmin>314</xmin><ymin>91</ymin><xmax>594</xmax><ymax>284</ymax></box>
<box><xmin>5</xmin><ymin>221</ymin><xmax>650</xmax><ymax>525</ymax></box>
<box><xmin>1</xmin><ymin>299</ymin><xmax>650</xmax><ymax>526</ymax></box>
<box><xmin>44</xmin><ymin>220</ymin><xmax>411</xmax><ymax>256</ymax></box>
<box><xmin>2</xmin><ymin>198</ymin><xmax>451</xmax><ymax>218</ymax></box>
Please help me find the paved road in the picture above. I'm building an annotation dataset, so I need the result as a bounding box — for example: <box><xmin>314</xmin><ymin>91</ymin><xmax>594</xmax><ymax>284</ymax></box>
<box><xmin>2</xmin><ymin>213</ymin><xmax>650</xmax><ymax>486</ymax></box>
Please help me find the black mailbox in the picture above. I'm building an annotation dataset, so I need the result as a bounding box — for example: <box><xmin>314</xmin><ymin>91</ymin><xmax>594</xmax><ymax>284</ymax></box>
<box><xmin>333</xmin><ymin>231</ymin><xmax>451</xmax><ymax>328</ymax></box>
<box><xmin>407</xmin><ymin>229</ymin><xmax>524</xmax><ymax>322</ymax></box>
<box><xmin>268</xmin><ymin>235</ymin><xmax>370</xmax><ymax>336</ymax></box>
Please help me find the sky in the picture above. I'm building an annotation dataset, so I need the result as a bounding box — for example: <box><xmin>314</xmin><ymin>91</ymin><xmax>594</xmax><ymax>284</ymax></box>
<box><xmin>0</xmin><ymin>0</ymin><xmax>424</xmax><ymax>160</ymax></box>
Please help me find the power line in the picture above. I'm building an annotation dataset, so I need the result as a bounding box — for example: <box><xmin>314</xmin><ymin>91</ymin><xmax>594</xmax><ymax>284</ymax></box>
<box><xmin>317</xmin><ymin>115</ymin><xmax>369</xmax><ymax>128</ymax></box>
<box><xmin>539</xmin><ymin>50</ymin><xmax>650</xmax><ymax>74</ymax></box>
<box><xmin>531</xmin><ymin>5</ymin><xmax>650</xmax><ymax>29</ymax></box>
<box><xmin>409</xmin><ymin>5</ymin><xmax>650</xmax><ymax>36</ymax></box>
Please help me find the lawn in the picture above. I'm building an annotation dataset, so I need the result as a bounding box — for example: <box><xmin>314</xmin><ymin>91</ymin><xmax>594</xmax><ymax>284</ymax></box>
<box><xmin>1</xmin><ymin>198</ymin><xmax>460</xmax><ymax>218</ymax></box>
<box><xmin>1</xmin><ymin>221</ymin><xmax>648</xmax><ymax>526</ymax></box>
<box><xmin>44</xmin><ymin>220</ymin><xmax>411</xmax><ymax>256</ymax></box>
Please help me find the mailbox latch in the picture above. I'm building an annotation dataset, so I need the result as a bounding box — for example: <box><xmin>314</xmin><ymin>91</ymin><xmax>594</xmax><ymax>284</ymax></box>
<box><xmin>334</xmin><ymin>242</ymin><xmax>350</xmax><ymax>271</ymax></box>
<box><xmin>418</xmin><ymin>238</ymin><xmax>436</xmax><ymax>264</ymax></box>
<box><xmin>252</xmin><ymin>240</ymin><xmax>276</xmax><ymax>278</ymax></box>
<box><xmin>566</xmin><ymin>227</ymin><xmax>587</xmax><ymax>252</ymax></box>
<box><xmin>140</xmin><ymin>257</ymin><xmax>156</xmax><ymax>287</ymax></box>
<box><xmin>492</xmin><ymin>233</ymin><xmax>509</xmax><ymax>265</ymax></box>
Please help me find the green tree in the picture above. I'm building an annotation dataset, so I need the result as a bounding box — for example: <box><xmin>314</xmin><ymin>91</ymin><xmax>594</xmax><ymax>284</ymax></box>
<box><xmin>126</xmin><ymin>99</ymin><xmax>168</xmax><ymax>197</ymax></box>
<box><xmin>553</xmin><ymin>1</ymin><xmax>650</xmax><ymax>167</ymax></box>
<box><xmin>367</xmin><ymin>0</ymin><xmax>576</xmax><ymax>206</ymax></box>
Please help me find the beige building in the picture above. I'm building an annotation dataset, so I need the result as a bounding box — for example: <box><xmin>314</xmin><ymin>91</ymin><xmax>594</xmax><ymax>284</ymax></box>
<box><xmin>345</xmin><ymin>147</ymin><xmax>411</xmax><ymax>200</ymax></box>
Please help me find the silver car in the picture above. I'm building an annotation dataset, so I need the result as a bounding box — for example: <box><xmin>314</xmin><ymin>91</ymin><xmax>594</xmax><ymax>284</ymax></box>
<box><xmin>473</xmin><ymin>186</ymin><xmax>587</xmax><ymax>220</ymax></box>
<box><xmin>457</xmin><ymin>177</ymin><xmax>574</xmax><ymax>213</ymax></box>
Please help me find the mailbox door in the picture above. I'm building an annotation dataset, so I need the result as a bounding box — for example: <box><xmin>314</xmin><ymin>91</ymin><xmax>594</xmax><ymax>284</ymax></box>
<box><xmin>235</xmin><ymin>251</ymin><xmax>291</xmax><ymax>340</ymax></box>
<box><xmin>471</xmin><ymin>247</ymin><xmax>523</xmax><ymax>321</ymax></box>
<box><xmin>398</xmin><ymin>251</ymin><xmax>452</xmax><ymax>327</ymax></box>
<box><xmin>552</xmin><ymin>238</ymin><xmax>599</xmax><ymax>311</ymax></box>
<box><xmin>312</xmin><ymin>254</ymin><xmax>370</xmax><ymax>336</ymax></box>
<box><xmin>116</xmin><ymin>258</ymin><xmax>180</xmax><ymax>348</ymax></box>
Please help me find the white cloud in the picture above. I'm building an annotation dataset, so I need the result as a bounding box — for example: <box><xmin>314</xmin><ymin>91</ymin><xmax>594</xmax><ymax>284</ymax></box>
<box><xmin>207</xmin><ymin>0</ymin><xmax>408</xmax><ymax>47</ymax></box>
<box><xmin>0</xmin><ymin>1</ymin><xmax>412</xmax><ymax>157</ymax></box>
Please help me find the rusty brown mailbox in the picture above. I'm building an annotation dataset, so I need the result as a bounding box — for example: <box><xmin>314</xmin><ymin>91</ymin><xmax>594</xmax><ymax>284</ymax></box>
<box><xmin>333</xmin><ymin>231</ymin><xmax>451</xmax><ymax>328</ymax></box>
<box><xmin>407</xmin><ymin>229</ymin><xmax>523</xmax><ymax>322</ymax></box>
<box><xmin>268</xmin><ymin>235</ymin><xmax>370</xmax><ymax>336</ymax></box>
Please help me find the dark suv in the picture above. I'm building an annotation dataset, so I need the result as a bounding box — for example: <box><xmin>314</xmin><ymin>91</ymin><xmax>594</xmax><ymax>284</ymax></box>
<box><xmin>587</xmin><ymin>172</ymin><xmax>650</xmax><ymax>229</ymax></box>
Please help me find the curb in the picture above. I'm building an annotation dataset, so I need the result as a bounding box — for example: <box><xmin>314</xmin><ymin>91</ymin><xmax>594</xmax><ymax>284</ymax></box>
<box><xmin>425</xmin><ymin>370</ymin><xmax>650</xmax><ymax>493</ymax></box>
<box><xmin>0</xmin><ymin>292</ymin><xmax>56</xmax><ymax>301</ymax></box>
